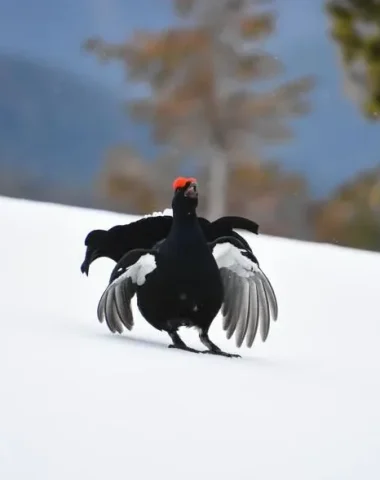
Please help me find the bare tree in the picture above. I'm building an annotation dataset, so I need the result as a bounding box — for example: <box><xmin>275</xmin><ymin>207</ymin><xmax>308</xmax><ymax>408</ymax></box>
<box><xmin>84</xmin><ymin>0</ymin><xmax>314</xmax><ymax>219</ymax></box>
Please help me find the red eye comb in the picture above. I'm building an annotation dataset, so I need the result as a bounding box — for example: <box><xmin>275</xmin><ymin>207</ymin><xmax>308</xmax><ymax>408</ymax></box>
<box><xmin>172</xmin><ymin>177</ymin><xmax>197</xmax><ymax>190</ymax></box>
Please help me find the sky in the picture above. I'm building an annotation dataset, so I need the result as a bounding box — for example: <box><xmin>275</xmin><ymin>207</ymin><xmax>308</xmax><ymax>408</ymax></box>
<box><xmin>0</xmin><ymin>0</ymin><xmax>177</xmax><ymax>92</ymax></box>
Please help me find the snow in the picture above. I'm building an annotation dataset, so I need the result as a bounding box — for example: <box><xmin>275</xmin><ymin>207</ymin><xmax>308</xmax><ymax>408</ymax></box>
<box><xmin>1</xmin><ymin>195</ymin><xmax>380</xmax><ymax>480</ymax></box>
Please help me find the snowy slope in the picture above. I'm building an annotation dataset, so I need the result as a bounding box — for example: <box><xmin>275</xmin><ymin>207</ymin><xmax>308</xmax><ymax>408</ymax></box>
<box><xmin>1</xmin><ymin>196</ymin><xmax>380</xmax><ymax>480</ymax></box>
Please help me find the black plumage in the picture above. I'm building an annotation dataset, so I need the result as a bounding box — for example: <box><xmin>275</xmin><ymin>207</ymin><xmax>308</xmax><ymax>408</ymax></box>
<box><xmin>80</xmin><ymin>211</ymin><xmax>259</xmax><ymax>275</ymax></box>
<box><xmin>84</xmin><ymin>178</ymin><xmax>278</xmax><ymax>357</ymax></box>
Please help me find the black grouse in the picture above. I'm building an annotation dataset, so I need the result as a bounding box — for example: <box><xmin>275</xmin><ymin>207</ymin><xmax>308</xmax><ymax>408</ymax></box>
<box><xmin>85</xmin><ymin>177</ymin><xmax>278</xmax><ymax>357</ymax></box>
<box><xmin>81</xmin><ymin>176</ymin><xmax>259</xmax><ymax>276</ymax></box>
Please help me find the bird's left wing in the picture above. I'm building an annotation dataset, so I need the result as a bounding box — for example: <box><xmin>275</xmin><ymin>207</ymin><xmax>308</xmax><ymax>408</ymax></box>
<box><xmin>211</xmin><ymin>238</ymin><xmax>278</xmax><ymax>348</ymax></box>
<box><xmin>96</xmin><ymin>249</ymin><xmax>157</xmax><ymax>334</ymax></box>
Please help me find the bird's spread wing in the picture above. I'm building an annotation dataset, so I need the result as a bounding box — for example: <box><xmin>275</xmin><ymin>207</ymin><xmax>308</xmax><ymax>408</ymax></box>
<box><xmin>97</xmin><ymin>249</ymin><xmax>157</xmax><ymax>334</ymax></box>
<box><xmin>212</xmin><ymin>240</ymin><xmax>278</xmax><ymax>348</ymax></box>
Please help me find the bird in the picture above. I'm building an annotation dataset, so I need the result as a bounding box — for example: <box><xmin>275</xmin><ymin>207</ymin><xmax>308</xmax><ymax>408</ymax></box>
<box><xmin>80</xmin><ymin>176</ymin><xmax>259</xmax><ymax>276</ymax></box>
<box><xmin>87</xmin><ymin>177</ymin><xmax>278</xmax><ymax>357</ymax></box>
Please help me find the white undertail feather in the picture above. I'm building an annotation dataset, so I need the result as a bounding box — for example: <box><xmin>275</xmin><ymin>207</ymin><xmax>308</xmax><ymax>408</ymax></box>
<box><xmin>212</xmin><ymin>242</ymin><xmax>278</xmax><ymax>348</ymax></box>
<box><xmin>142</xmin><ymin>208</ymin><xmax>173</xmax><ymax>219</ymax></box>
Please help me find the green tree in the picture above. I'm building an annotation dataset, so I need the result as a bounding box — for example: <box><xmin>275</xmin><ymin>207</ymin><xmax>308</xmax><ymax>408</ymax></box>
<box><xmin>326</xmin><ymin>0</ymin><xmax>380</xmax><ymax>119</ymax></box>
<box><xmin>84</xmin><ymin>0</ymin><xmax>314</xmax><ymax>219</ymax></box>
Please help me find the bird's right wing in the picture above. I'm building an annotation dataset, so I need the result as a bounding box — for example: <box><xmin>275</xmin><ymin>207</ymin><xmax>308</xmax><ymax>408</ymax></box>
<box><xmin>96</xmin><ymin>249</ymin><xmax>157</xmax><ymax>334</ymax></box>
<box><xmin>211</xmin><ymin>237</ymin><xmax>278</xmax><ymax>348</ymax></box>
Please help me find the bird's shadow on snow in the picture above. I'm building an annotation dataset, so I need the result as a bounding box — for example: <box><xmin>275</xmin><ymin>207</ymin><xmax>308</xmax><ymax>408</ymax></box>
<box><xmin>96</xmin><ymin>331</ymin><xmax>169</xmax><ymax>353</ymax></box>
<box><xmin>81</xmin><ymin>327</ymin><xmax>280</xmax><ymax>368</ymax></box>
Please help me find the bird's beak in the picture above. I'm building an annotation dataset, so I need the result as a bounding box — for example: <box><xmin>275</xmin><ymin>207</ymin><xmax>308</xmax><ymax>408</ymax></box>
<box><xmin>184</xmin><ymin>183</ymin><xmax>198</xmax><ymax>199</ymax></box>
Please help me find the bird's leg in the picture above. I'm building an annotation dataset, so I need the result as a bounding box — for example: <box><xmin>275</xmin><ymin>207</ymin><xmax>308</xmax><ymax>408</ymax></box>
<box><xmin>168</xmin><ymin>331</ymin><xmax>202</xmax><ymax>354</ymax></box>
<box><xmin>199</xmin><ymin>331</ymin><xmax>241</xmax><ymax>358</ymax></box>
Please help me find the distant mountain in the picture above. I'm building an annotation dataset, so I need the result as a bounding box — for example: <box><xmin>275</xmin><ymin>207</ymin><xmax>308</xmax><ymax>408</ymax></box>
<box><xmin>0</xmin><ymin>53</ymin><xmax>154</xmax><ymax>188</ymax></box>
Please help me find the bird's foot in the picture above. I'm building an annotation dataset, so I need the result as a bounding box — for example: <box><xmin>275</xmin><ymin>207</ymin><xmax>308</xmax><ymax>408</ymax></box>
<box><xmin>168</xmin><ymin>330</ymin><xmax>203</xmax><ymax>354</ymax></box>
<box><xmin>198</xmin><ymin>332</ymin><xmax>241</xmax><ymax>358</ymax></box>
<box><xmin>168</xmin><ymin>344</ymin><xmax>202</xmax><ymax>354</ymax></box>
<box><xmin>202</xmin><ymin>350</ymin><xmax>241</xmax><ymax>358</ymax></box>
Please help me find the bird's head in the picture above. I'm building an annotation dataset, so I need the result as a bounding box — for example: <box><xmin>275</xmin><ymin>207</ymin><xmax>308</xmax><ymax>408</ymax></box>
<box><xmin>171</xmin><ymin>177</ymin><xmax>199</xmax><ymax>214</ymax></box>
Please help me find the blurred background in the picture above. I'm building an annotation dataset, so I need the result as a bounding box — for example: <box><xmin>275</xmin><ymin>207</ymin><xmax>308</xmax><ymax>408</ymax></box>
<box><xmin>1</xmin><ymin>0</ymin><xmax>380</xmax><ymax>251</ymax></box>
